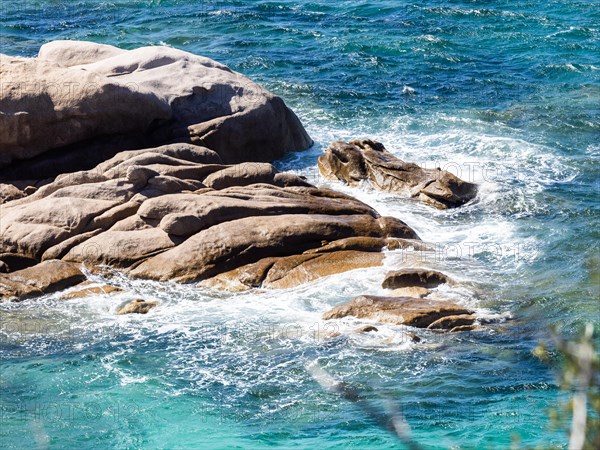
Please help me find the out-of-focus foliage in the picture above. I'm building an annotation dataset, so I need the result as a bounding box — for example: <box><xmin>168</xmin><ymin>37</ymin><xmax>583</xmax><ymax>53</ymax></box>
<box><xmin>535</xmin><ymin>324</ymin><xmax>599</xmax><ymax>450</ymax></box>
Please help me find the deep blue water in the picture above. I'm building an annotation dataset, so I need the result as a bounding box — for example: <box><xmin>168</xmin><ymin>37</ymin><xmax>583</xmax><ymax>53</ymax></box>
<box><xmin>1</xmin><ymin>1</ymin><xmax>599</xmax><ymax>449</ymax></box>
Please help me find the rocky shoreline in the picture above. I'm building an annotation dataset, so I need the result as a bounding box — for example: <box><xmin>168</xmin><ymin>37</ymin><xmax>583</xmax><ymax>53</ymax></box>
<box><xmin>1</xmin><ymin>41</ymin><xmax>485</xmax><ymax>335</ymax></box>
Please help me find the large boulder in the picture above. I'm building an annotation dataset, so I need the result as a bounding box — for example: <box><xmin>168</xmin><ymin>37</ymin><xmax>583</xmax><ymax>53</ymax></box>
<box><xmin>318</xmin><ymin>139</ymin><xmax>477</xmax><ymax>209</ymax></box>
<box><xmin>0</xmin><ymin>41</ymin><xmax>312</xmax><ymax>179</ymax></box>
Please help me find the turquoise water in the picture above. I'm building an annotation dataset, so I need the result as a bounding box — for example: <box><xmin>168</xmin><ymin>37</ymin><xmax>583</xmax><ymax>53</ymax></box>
<box><xmin>1</xmin><ymin>1</ymin><xmax>599</xmax><ymax>448</ymax></box>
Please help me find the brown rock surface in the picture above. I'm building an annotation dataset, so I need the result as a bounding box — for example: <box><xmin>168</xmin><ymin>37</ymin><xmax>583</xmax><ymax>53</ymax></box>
<box><xmin>117</xmin><ymin>299</ymin><xmax>159</xmax><ymax>315</ymax></box>
<box><xmin>427</xmin><ymin>314</ymin><xmax>476</xmax><ymax>330</ymax></box>
<box><xmin>202</xmin><ymin>250</ymin><xmax>384</xmax><ymax>291</ymax></box>
<box><xmin>130</xmin><ymin>213</ymin><xmax>406</xmax><ymax>282</ymax></box>
<box><xmin>0</xmin><ymin>41</ymin><xmax>312</xmax><ymax>178</ymax></box>
<box><xmin>322</xmin><ymin>295</ymin><xmax>474</xmax><ymax>329</ymax></box>
<box><xmin>1</xmin><ymin>142</ymin><xmax>420</xmax><ymax>294</ymax></box>
<box><xmin>318</xmin><ymin>139</ymin><xmax>477</xmax><ymax>209</ymax></box>
<box><xmin>0</xmin><ymin>260</ymin><xmax>86</xmax><ymax>301</ymax></box>
<box><xmin>382</xmin><ymin>269</ymin><xmax>450</xmax><ymax>289</ymax></box>
<box><xmin>60</xmin><ymin>282</ymin><xmax>123</xmax><ymax>300</ymax></box>
<box><xmin>203</xmin><ymin>163</ymin><xmax>277</xmax><ymax>189</ymax></box>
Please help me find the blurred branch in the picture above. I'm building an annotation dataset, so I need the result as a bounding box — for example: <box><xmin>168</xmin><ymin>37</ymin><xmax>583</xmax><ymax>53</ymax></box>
<box><xmin>307</xmin><ymin>361</ymin><xmax>423</xmax><ymax>450</ymax></box>
<box><xmin>535</xmin><ymin>323</ymin><xmax>599</xmax><ymax>450</ymax></box>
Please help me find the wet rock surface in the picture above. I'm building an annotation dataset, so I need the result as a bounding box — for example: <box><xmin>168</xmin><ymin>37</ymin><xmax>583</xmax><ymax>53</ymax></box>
<box><xmin>59</xmin><ymin>282</ymin><xmax>123</xmax><ymax>300</ymax></box>
<box><xmin>322</xmin><ymin>295</ymin><xmax>475</xmax><ymax>330</ymax></box>
<box><xmin>117</xmin><ymin>299</ymin><xmax>159</xmax><ymax>315</ymax></box>
<box><xmin>200</xmin><ymin>236</ymin><xmax>423</xmax><ymax>290</ymax></box>
<box><xmin>382</xmin><ymin>269</ymin><xmax>451</xmax><ymax>289</ymax></box>
<box><xmin>318</xmin><ymin>139</ymin><xmax>478</xmax><ymax>208</ymax></box>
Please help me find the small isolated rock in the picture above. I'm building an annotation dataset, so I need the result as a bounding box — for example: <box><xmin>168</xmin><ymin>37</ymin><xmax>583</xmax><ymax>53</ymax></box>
<box><xmin>355</xmin><ymin>325</ymin><xmax>379</xmax><ymax>333</ymax></box>
<box><xmin>318</xmin><ymin>139</ymin><xmax>477</xmax><ymax>208</ymax></box>
<box><xmin>117</xmin><ymin>299</ymin><xmax>159</xmax><ymax>315</ymax></box>
<box><xmin>382</xmin><ymin>269</ymin><xmax>450</xmax><ymax>289</ymax></box>
<box><xmin>322</xmin><ymin>295</ymin><xmax>473</xmax><ymax>330</ymax></box>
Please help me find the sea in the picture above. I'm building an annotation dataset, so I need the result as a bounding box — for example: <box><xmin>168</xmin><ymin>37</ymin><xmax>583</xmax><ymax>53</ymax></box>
<box><xmin>1</xmin><ymin>1</ymin><xmax>599</xmax><ymax>448</ymax></box>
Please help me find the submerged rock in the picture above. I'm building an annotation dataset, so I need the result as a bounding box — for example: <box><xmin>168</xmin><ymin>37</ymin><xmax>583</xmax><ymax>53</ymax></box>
<box><xmin>0</xmin><ymin>41</ymin><xmax>312</xmax><ymax>179</ymax></box>
<box><xmin>322</xmin><ymin>295</ymin><xmax>474</xmax><ymax>330</ymax></box>
<box><xmin>318</xmin><ymin>139</ymin><xmax>477</xmax><ymax>208</ymax></box>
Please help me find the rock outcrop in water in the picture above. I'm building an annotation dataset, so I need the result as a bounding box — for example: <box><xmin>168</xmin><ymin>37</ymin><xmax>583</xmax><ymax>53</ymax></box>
<box><xmin>117</xmin><ymin>299</ymin><xmax>159</xmax><ymax>315</ymax></box>
<box><xmin>0</xmin><ymin>142</ymin><xmax>421</xmax><ymax>298</ymax></box>
<box><xmin>382</xmin><ymin>269</ymin><xmax>450</xmax><ymax>289</ymax></box>
<box><xmin>322</xmin><ymin>295</ymin><xmax>475</xmax><ymax>331</ymax></box>
<box><xmin>0</xmin><ymin>40</ymin><xmax>313</xmax><ymax>180</ymax></box>
<box><xmin>318</xmin><ymin>139</ymin><xmax>478</xmax><ymax>209</ymax></box>
<box><xmin>1</xmin><ymin>42</ymin><xmax>427</xmax><ymax>300</ymax></box>
<box><xmin>322</xmin><ymin>267</ymin><xmax>481</xmax><ymax>333</ymax></box>
<box><xmin>0</xmin><ymin>40</ymin><xmax>481</xmax><ymax>322</ymax></box>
